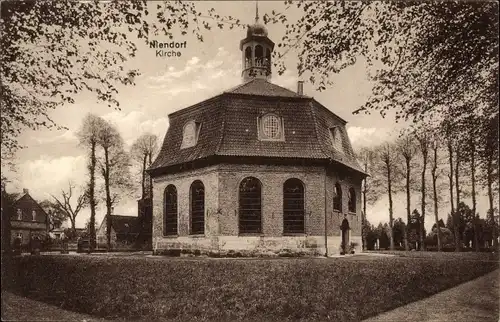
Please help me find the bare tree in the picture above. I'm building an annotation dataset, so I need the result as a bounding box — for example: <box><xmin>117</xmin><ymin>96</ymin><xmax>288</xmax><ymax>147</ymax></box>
<box><xmin>375</xmin><ymin>142</ymin><xmax>401</xmax><ymax>250</ymax></box>
<box><xmin>396</xmin><ymin>133</ymin><xmax>418</xmax><ymax>251</ymax></box>
<box><xmin>356</xmin><ymin>147</ymin><xmax>378</xmax><ymax>251</ymax></box>
<box><xmin>97</xmin><ymin>120</ymin><xmax>133</xmax><ymax>250</ymax></box>
<box><xmin>77</xmin><ymin>113</ymin><xmax>105</xmax><ymax>250</ymax></box>
<box><xmin>51</xmin><ymin>182</ymin><xmax>88</xmax><ymax>235</ymax></box>
<box><xmin>130</xmin><ymin>133</ymin><xmax>158</xmax><ymax>199</ymax></box>
<box><xmin>415</xmin><ymin>131</ymin><xmax>430</xmax><ymax>251</ymax></box>
<box><xmin>430</xmin><ymin>135</ymin><xmax>443</xmax><ymax>251</ymax></box>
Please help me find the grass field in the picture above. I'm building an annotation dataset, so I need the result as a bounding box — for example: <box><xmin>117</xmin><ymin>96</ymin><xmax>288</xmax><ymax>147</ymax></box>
<box><xmin>3</xmin><ymin>252</ymin><xmax>498</xmax><ymax>321</ymax></box>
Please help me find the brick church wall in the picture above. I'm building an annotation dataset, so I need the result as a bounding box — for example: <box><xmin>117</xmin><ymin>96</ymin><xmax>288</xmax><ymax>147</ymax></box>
<box><xmin>151</xmin><ymin>163</ymin><xmax>362</xmax><ymax>255</ymax></box>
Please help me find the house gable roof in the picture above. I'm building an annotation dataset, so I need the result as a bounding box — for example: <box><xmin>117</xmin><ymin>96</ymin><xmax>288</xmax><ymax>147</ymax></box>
<box><xmin>150</xmin><ymin>80</ymin><xmax>366</xmax><ymax>176</ymax></box>
<box><xmin>103</xmin><ymin>215</ymin><xmax>140</xmax><ymax>235</ymax></box>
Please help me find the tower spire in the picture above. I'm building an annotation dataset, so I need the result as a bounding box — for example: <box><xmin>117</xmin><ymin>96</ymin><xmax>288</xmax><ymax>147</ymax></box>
<box><xmin>255</xmin><ymin>1</ymin><xmax>259</xmax><ymax>23</ymax></box>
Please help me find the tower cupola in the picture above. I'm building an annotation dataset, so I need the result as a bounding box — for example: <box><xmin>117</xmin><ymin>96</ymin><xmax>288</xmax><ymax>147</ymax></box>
<box><xmin>240</xmin><ymin>2</ymin><xmax>274</xmax><ymax>82</ymax></box>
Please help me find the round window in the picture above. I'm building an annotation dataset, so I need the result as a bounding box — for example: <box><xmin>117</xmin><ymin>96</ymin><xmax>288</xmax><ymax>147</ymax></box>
<box><xmin>262</xmin><ymin>115</ymin><xmax>280</xmax><ymax>139</ymax></box>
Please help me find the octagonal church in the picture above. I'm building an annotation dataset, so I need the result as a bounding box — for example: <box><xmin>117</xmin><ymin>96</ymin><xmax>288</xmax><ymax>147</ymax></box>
<box><xmin>148</xmin><ymin>13</ymin><xmax>367</xmax><ymax>256</ymax></box>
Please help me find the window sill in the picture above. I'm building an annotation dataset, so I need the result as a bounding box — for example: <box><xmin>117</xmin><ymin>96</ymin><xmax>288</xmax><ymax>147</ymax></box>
<box><xmin>283</xmin><ymin>233</ymin><xmax>307</xmax><ymax>237</ymax></box>
<box><xmin>163</xmin><ymin>234</ymin><xmax>179</xmax><ymax>238</ymax></box>
<box><xmin>238</xmin><ymin>233</ymin><xmax>264</xmax><ymax>237</ymax></box>
<box><xmin>189</xmin><ymin>234</ymin><xmax>206</xmax><ymax>238</ymax></box>
<box><xmin>348</xmin><ymin>212</ymin><xmax>356</xmax><ymax>216</ymax></box>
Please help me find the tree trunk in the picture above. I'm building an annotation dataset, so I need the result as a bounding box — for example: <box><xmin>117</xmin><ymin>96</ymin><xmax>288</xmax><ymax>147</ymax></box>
<box><xmin>104</xmin><ymin>147</ymin><xmax>112</xmax><ymax>251</ymax></box>
<box><xmin>432</xmin><ymin>146</ymin><xmax>441</xmax><ymax>251</ymax></box>
<box><xmin>141</xmin><ymin>154</ymin><xmax>147</xmax><ymax>199</ymax></box>
<box><xmin>405</xmin><ymin>158</ymin><xmax>411</xmax><ymax>251</ymax></box>
<box><xmin>470</xmin><ymin>138</ymin><xmax>479</xmax><ymax>252</ymax></box>
<box><xmin>455</xmin><ymin>147</ymin><xmax>462</xmax><ymax>250</ymax></box>
<box><xmin>387</xmin><ymin>162</ymin><xmax>395</xmax><ymax>251</ymax></box>
<box><xmin>421</xmin><ymin>152</ymin><xmax>428</xmax><ymax>251</ymax></box>
<box><xmin>70</xmin><ymin>218</ymin><xmax>76</xmax><ymax>236</ymax></box>
<box><xmin>89</xmin><ymin>141</ymin><xmax>97</xmax><ymax>250</ymax></box>
<box><xmin>362</xmin><ymin>162</ymin><xmax>368</xmax><ymax>251</ymax></box>
<box><xmin>148</xmin><ymin>152</ymin><xmax>153</xmax><ymax>199</ymax></box>
<box><xmin>447</xmin><ymin>139</ymin><xmax>460</xmax><ymax>252</ymax></box>
<box><xmin>487</xmin><ymin>153</ymin><xmax>498</xmax><ymax>248</ymax></box>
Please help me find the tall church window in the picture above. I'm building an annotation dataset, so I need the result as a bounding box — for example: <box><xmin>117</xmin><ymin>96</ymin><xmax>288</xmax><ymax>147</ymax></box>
<box><xmin>190</xmin><ymin>180</ymin><xmax>205</xmax><ymax>235</ymax></box>
<box><xmin>348</xmin><ymin>188</ymin><xmax>356</xmax><ymax>213</ymax></box>
<box><xmin>16</xmin><ymin>208</ymin><xmax>22</xmax><ymax>220</ymax></box>
<box><xmin>283</xmin><ymin>178</ymin><xmax>305</xmax><ymax>234</ymax></box>
<box><xmin>239</xmin><ymin>177</ymin><xmax>262</xmax><ymax>234</ymax></box>
<box><xmin>181</xmin><ymin>121</ymin><xmax>199</xmax><ymax>149</ymax></box>
<box><xmin>333</xmin><ymin>183</ymin><xmax>342</xmax><ymax>212</ymax></box>
<box><xmin>32</xmin><ymin>210</ymin><xmax>36</xmax><ymax>221</ymax></box>
<box><xmin>164</xmin><ymin>185</ymin><xmax>178</xmax><ymax>236</ymax></box>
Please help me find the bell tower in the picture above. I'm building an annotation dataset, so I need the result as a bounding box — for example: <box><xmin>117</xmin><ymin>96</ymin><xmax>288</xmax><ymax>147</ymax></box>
<box><xmin>240</xmin><ymin>2</ymin><xmax>275</xmax><ymax>82</ymax></box>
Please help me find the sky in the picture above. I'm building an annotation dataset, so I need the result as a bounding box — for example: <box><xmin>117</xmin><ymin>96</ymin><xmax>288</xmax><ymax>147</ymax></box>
<box><xmin>4</xmin><ymin>1</ymin><xmax>492</xmax><ymax>231</ymax></box>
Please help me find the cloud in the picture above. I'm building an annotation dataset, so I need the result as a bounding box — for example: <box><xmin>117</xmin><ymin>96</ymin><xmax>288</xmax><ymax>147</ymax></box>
<box><xmin>145</xmin><ymin>46</ymin><xmax>240</xmax><ymax>95</ymax></box>
<box><xmin>33</xmin><ymin>130</ymin><xmax>78</xmax><ymax>145</ymax></box>
<box><xmin>347</xmin><ymin>126</ymin><xmax>396</xmax><ymax>149</ymax></box>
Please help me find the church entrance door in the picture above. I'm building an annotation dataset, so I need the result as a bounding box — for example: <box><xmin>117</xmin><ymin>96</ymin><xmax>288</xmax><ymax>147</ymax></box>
<box><xmin>341</xmin><ymin>217</ymin><xmax>350</xmax><ymax>254</ymax></box>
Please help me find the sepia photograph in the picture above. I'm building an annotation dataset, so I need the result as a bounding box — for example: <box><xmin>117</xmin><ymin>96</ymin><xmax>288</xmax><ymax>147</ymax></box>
<box><xmin>1</xmin><ymin>0</ymin><xmax>498</xmax><ymax>321</ymax></box>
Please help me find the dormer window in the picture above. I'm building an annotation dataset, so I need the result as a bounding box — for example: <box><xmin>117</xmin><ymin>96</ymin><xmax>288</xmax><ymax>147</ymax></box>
<box><xmin>258</xmin><ymin>114</ymin><xmax>284</xmax><ymax>141</ymax></box>
<box><xmin>330</xmin><ymin>127</ymin><xmax>343</xmax><ymax>152</ymax></box>
<box><xmin>181</xmin><ymin>121</ymin><xmax>200</xmax><ymax>149</ymax></box>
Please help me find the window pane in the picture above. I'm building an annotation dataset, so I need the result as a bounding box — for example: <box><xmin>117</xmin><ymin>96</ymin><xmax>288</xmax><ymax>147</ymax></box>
<box><xmin>239</xmin><ymin>177</ymin><xmax>262</xmax><ymax>234</ymax></box>
<box><xmin>284</xmin><ymin>179</ymin><xmax>305</xmax><ymax>234</ymax></box>
<box><xmin>190</xmin><ymin>181</ymin><xmax>205</xmax><ymax>234</ymax></box>
<box><xmin>262</xmin><ymin>115</ymin><xmax>280</xmax><ymax>139</ymax></box>
<box><xmin>164</xmin><ymin>185</ymin><xmax>178</xmax><ymax>235</ymax></box>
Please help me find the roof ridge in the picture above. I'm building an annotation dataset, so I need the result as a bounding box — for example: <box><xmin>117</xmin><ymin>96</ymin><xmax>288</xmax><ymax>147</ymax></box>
<box><xmin>223</xmin><ymin>78</ymin><xmax>255</xmax><ymax>94</ymax></box>
<box><xmin>215</xmin><ymin>96</ymin><xmax>227</xmax><ymax>154</ymax></box>
<box><xmin>308</xmin><ymin>100</ymin><xmax>331</xmax><ymax>160</ymax></box>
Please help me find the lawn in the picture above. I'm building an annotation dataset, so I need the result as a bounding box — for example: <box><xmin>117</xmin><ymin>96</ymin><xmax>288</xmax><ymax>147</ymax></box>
<box><xmin>2</xmin><ymin>252</ymin><xmax>498</xmax><ymax>321</ymax></box>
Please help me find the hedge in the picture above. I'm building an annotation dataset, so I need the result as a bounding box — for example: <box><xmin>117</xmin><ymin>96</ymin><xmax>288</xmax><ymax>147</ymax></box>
<box><xmin>3</xmin><ymin>253</ymin><xmax>498</xmax><ymax>321</ymax></box>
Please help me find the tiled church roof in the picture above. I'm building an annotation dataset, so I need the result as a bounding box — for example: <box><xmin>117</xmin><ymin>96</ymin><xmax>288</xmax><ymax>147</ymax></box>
<box><xmin>150</xmin><ymin>80</ymin><xmax>366</xmax><ymax>176</ymax></box>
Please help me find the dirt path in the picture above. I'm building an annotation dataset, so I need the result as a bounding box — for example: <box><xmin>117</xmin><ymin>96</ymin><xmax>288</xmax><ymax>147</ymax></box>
<box><xmin>363</xmin><ymin>269</ymin><xmax>500</xmax><ymax>322</ymax></box>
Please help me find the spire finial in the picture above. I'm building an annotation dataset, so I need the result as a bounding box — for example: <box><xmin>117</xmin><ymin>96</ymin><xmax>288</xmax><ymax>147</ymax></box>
<box><xmin>255</xmin><ymin>1</ymin><xmax>259</xmax><ymax>23</ymax></box>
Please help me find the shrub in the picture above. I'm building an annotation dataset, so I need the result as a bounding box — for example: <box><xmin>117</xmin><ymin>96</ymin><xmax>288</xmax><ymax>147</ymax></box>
<box><xmin>4</xmin><ymin>253</ymin><xmax>498</xmax><ymax>321</ymax></box>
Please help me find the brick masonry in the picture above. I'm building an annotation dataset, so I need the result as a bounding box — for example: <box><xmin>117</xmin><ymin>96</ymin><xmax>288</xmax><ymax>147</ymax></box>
<box><xmin>152</xmin><ymin>163</ymin><xmax>362</xmax><ymax>256</ymax></box>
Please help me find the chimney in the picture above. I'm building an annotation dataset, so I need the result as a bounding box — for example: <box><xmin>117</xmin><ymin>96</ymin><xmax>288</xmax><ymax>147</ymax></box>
<box><xmin>297</xmin><ymin>81</ymin><xmax>304</xmax><ymax>96</ymax></box>
<box><xmin>23</xmin><ymin>188</ymin><xmax>29</xmax><ymax>194</ymax></box>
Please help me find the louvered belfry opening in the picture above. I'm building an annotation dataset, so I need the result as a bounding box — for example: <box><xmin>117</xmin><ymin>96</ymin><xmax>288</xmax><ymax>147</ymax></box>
<box><xmin>190</xmin><ymin>180</ymin><xmax>205</xmax><ymax>235</ymax></box>
<box><xmin>283</xmin><ymin>178</ymin><xmax>305</xmax><ymax>234</ymax></box>
<box><xmin>239</xmin><ymin>177</ymin><xmax>262</xmax><ymax>234</ymax></box>
<box><xmin>163</xmin><ymin>185</ymin><xmax>178</xmax><ymax>236</ymax></box>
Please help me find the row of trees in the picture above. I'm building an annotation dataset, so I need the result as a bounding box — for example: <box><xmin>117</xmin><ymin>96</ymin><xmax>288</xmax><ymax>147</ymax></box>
<box><xmin>76</xmin><ymin>114</ymin><xmax>158</xmax><ymax>249</ymax></box>
<box><xmin>365</xmin><ymin>201</ymin><xmax>498</xmax><ymax>251</ymax></box>
<box><xmin>359</xmin><ymin>113</ymin><xmax>499</xmax><ymax>252</ymax></box>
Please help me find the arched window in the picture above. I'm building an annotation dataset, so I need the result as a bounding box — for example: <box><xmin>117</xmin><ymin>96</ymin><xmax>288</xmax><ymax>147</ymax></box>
<box><xmin>265</xmin><ymin>48</ymin><xmax>271</xmax><ymax>67</ymax></box>
<box><xmin>333</xmin><ymin>183</ymin><xmax>342</xmax><ymax>212</ymax></box>
<box><xmin>164</xmin><ymin>185</ymin><xmax>178</xmax><ymax>236</ymax></box>
<box><xmin>239</xmin><ymin>177</ymin><xmax>262</xmax><ymax>234</ymax></box>
<box><xmin>255</xmin><ymin>45</ymin><xmax>263</xmax><ymax>66</ymax></box>
<box><xmin>190</xmin><ymin>180</ymin><xmax>205</xmax><ymax>235</ymax></box>
<box><xmin>245</xmin><ymin>46</ymin><xmax>252</xmax><ymax>68</ymax></box>
<box><xmin>283</xmin><ymin>178</ymin><xmax>305</xmax><ymax>234</ymax></box>
<box><xmin>348</xmin><ymin>188</ymin><xmax>356</xmax><ymax>213</ymax></box>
